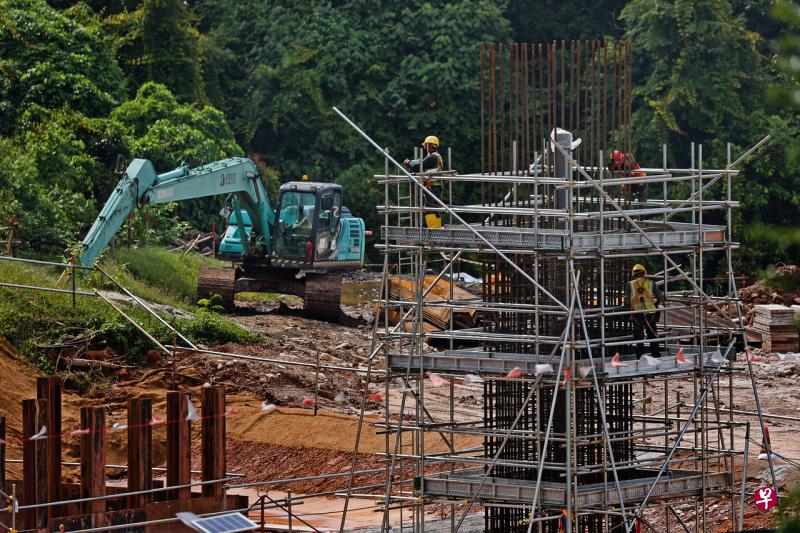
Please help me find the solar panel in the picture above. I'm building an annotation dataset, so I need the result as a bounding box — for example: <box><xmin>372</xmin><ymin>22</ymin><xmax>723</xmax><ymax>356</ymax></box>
<box><xmin>192</xmin><ymin>512</ymin><xmax>258</xmax><ymax>533</ymax></box>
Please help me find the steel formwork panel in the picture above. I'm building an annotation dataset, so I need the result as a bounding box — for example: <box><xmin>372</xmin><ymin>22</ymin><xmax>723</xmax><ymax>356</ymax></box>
<box><xmin>383</xmin><ymin>221</ymin><xmax>725</xmax><ymax>253</ymax></box>
<box><xmin>388</xmin><ymin>346</ymin><xmax>725</xmax><ymax>378</ymax></box>
<box><xmin>420</xmin><ymin>468</ymin><xmax>730</xmax><ymax>507</ymax></box>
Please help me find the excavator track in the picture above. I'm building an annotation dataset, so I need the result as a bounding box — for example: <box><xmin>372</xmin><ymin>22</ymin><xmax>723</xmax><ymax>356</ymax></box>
<box><xmin>197</xmin><ymin>266</ymin><xmax>237</xmax><ymax>310</ymax></box>
<box><xmin>303</xmin><ymin>273</ymin><xmax>343</xmax><ymax>322</ymax></box>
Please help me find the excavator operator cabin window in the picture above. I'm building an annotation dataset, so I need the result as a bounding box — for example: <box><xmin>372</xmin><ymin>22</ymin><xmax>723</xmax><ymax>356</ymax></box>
<box><xmin>319</xmin><ymin>191</ymin><xmax>342</xmax><ymax>229</ymax></box>
<box><xmin>275</xmin><ymin>191</ymin><xmax>317</xmax><ymax>259</ymax></box>
<box><xmin>278</xmin><ymin>191</ymin><xmax>315</xmax><ymax>236</ymax></box>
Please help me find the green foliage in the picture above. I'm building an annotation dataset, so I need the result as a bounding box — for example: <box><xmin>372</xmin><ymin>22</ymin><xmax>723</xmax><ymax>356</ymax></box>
<box><xmin>197</xmin><ymin>294</ymin><xmax>225</xmax><ymax>313</ymax></box>
<box><xmin>112</xmin><ymin>82</ymin><xmax>238</xmax><ymax>165</ymax></box>
<box><xmin>103</xmin><ymin>0</ymin><xmax>204</xmax><ymax>102</ymax></box>
<box><xmin>110</xmin><ymin>82</ymin><xmax>243</xmax><ymax>228</ymax></box>
<box><xmin>141</xmin><ymin>0</ymin><xmax>203</xmax><ymax>102</ymax></box>
<box><xmin>623</xmin><ymin>0</ymin><xmax>800</xmax><ymax>274</ymax></box>
<box><xmin>777</xmin><ymin>483</ymin><xmax>800</xmax><ymax>532</ymax></box>
<box><xmin>175</xmin><ymin>309</ymin><xmax>257</xmax><ymax>345</ymax></box>
<box><xmin>0</xmin><ymin>0</ymin><xmax>125</xmax><ymax>135</ymax></box>
<box><xmin>622</xmin><ymin>0</ymin><xmax>767</xmax><ymax>162</ymax></box>
<box><xmin>0</xmin><ymin>137</ymin><xmax>95</xmax><ymax>253</ymax></box>
<box><xmin>771</xmin><ymin>0</ymin><xmax>800</xmax><ymax>108</ymax></box>
<box><xmin>0</xmin><ymin>0</ymin><xmax>799</xmax><ymax>274</ymax></box>
<box><xmin>195</xmin><ymin>0</ymin><xmax>509</xmax><ymax>260</ymax></box>
<box><xmin>0</xmin><ymin>1</ymin><xmax>242</xmax><ymax>255</ymax></box>
<box><xmin>505</xmin><ymin>0</ymin><xmax>627</xmax><ymax>42</ymax></box>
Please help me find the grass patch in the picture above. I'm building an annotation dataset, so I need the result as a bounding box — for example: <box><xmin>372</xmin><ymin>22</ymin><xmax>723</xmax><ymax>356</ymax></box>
<box><xmin>109</xmin><ymin>247</ymin><xmax>226</xmax><ymax>306</ymax></box>
<box><xmin>0</xmin><ymin>259</ymin><xmax>259</xmax><ymax>370</ymax></box>
<box><xmin>106</xmin><ymin>247</ymin><xmax>284</xmax><ymax>306</ymax></box>
<box><xmin>236</xmin><ymin>292</ymin><xmax>299</xmax><ymax>304</ymax></box>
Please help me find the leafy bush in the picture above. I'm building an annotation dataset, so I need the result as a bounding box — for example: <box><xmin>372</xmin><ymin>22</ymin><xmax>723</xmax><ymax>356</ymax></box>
<box><xmin>0</xmin><ymin>0</ymin><xmax>125</xmax><ymax>134</ymax></box>
<box><xmin>777</xmin><ymin>483</ymin><xmax>800</xmax><ymax>532</ymax></box>
<box><xmin>175</xmin><ymin>310</ymin><xmax>259</xmax><ymax>345</ymax></box>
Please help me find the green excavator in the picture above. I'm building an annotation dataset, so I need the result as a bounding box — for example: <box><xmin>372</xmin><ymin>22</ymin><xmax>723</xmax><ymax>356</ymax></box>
<box><xmin>79</xmin><ymin>156</ymin><xmax>366</xmax><ymax>321</ymax></box>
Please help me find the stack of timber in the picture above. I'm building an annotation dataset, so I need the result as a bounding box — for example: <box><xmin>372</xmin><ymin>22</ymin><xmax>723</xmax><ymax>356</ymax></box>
<box><xmin>753</xmin><ymin>304</ymin><xmax>799</xmax><ymax>353</ymax></box>
<box><xmin>386</xmin><ymin>276</ymin><xmax>477</xmax><ymax>333</ymax></box>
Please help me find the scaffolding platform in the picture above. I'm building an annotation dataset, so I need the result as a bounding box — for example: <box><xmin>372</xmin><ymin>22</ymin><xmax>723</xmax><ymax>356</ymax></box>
<box><xmin>420</xmin><ymin>468</ymin><xmax>731</xmax><ymax>507</ymax></box>
<box><xmin>388</xmin><ymin>346</ymin><xmax>728</xmax><ymax>378</ymax></box>
<box><xmin>383</xmin><ymin>221</ymin><xmax>726</xmax><ymax>253</ymax></box>
<box><xmin>346</xmin><ymin>38</ymin><xmax>770</xmax><ymax>533</ymax></box>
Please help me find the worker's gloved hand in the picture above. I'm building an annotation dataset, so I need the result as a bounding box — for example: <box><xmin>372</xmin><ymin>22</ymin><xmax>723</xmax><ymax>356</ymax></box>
<box><xmin>403</xmin><ymin>159</ymin><xmax>411</xmax><ymax>168</ymax></box>
<box><xmin>423</xmin><ymin>177</ymin><xmax>432</xmax><ymax>188</ymax></box>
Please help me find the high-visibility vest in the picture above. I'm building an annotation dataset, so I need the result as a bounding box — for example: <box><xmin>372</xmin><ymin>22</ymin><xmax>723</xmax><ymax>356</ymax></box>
<box><xmin>558</xmin><ymin>509</ymin><xmax>576</xmax><ymax>532</ymax></box>
<box><xmin>629</xmin><ymin>277</ymin><xmax>656</xmax><ymax>312</ymax></box>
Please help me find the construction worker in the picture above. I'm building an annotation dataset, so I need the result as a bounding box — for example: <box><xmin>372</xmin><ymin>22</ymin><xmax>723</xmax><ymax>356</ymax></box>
<box><xmin>608</xmin><ymin>150</ymin><xmax>647</xmax><ymax>203</ymax></box>
<box><xmin>403</xmin><ymin>135</ymin><xmax>444</xmax><ymax>228</ymax></box>
<box><xmin>627</xmin><ymin>263</ymin><xmax>663</xmax><ymax>358</ymax></box>
<box><xmin>403</xmin><ymin>135</ymin><xmax>443</xmax><ymax>173</ymax></box>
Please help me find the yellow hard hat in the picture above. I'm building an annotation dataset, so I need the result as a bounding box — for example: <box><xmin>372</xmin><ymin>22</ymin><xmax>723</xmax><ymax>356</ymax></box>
<box><xmin>632</xmin><ymin>264</ymin><xmax>646</xmax><ymax>275</ymax></box>
<box><xmin>422</xmin><ymin>135</ymin><xmax>439</xmax><ymax>147</ymax></box>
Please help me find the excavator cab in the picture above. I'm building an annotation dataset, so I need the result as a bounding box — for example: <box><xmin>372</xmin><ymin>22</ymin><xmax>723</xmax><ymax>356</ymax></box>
<box><xmin>217</xmin><ymin>210</ymin><xmax>252</xmax><ymax>260</ymax></box>
<box><xmin>272</xmin><ymin>181</ymin><xmax>363</xmax><ymax>266</ymax></box>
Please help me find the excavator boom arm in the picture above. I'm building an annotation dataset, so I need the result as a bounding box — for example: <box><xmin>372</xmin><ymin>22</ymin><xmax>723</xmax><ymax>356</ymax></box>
<box><xmin>79</xmin><ymin>157</ymin><xmax>274</xmax><ymax>268</ymax></box>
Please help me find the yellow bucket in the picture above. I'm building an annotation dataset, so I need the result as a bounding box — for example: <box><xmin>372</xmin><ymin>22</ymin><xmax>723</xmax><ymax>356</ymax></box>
<box><xmin>425</xmin><ymin>214</ymin><xmax>442</xmax><ymax>228</ymax></box>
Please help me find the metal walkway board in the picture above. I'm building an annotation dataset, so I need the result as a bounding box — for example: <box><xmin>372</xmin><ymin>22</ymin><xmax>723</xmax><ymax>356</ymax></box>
<box><xmin>421</xmin><ymin>468</ymin><xmax>730</xmax><ymax>506</ymax></box>
<box><xmin>389</xmin><ymin>346</ymin><xmax>726</xmax><ymax>379</ymax></box>
<box><xmin>384</xmin><ymin>221</ymin><xmax>725</xmax><ymax>252</ymax></box>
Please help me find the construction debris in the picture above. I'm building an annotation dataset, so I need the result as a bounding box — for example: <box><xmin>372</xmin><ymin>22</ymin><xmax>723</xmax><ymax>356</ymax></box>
<box><xmin>386</xmin><ymin>275</ymin><xmax>477</xmax><ymax>332</ymax></box>
<box><xmin>739</xmin><ymin>264</ymin><xmax>800</xmax><ymax>312</ymax></box>
<box><xmin>168</xmin><ymin>229</ymin><xmax>216</xmax><ymax>256</ymax></box>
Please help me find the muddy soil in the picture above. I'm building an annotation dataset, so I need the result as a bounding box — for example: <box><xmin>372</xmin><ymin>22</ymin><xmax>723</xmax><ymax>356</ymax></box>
<box><xmin>2</xmin><ymin>273</ymin><xmax>800</xmax><ymax>531</ymax></box>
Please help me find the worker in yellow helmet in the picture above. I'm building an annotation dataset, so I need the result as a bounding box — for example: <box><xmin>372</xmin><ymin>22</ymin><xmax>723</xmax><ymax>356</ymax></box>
<box><xmin>403</xmin><ymin>135</ymin><xmax>444</xmax><ymax>228</ymax></box>
<box><xmin>403</xmin><ymin>135</ymin><xmax>443</xmax><ymax>173</ymax></box>
<box><xmin>626</xmin><ymin>263</ymin><xmax>663</xmax><ymax>358</ymax></box>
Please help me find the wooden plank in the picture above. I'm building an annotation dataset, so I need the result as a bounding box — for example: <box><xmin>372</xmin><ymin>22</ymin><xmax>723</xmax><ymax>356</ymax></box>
<box><xmin>37</xmin><ymin>376</ymin><xmax>61</xmax><ymax>518</ymax></box>
<box><xmin>80</xmin><ymin>406</ymin><xmax>105</xmax><ymax>527</ymax></box>
<box><xmin>22</xmin><ymin>398</ymin><xmax>48</xmax><ymax>530</ymax></box>
<box><xmin>127</xmin><ymin>398</ymin><xmax>153</xmax><ymax>509</ymax></box>
<box><xmin>201</xmin><ymin>386</ymin><xmax>226</xmax><ymax>498</ymax></box>
<box><xmin>166</xmin><ymin>391</ymin><xmax>191</xmax><ymax>501</ymax></box>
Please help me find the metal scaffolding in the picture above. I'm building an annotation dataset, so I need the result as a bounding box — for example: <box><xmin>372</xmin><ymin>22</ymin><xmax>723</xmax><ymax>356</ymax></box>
<box><xmin>337</xmin><ymin>40</ymin><xmax>775</xmax><ymax>533</ymax></box>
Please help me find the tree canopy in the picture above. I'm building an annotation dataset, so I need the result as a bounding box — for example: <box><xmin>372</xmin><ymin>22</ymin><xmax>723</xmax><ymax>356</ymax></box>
<box><xmin>1</xmin><ymin>0</ymin><xmax>797</xmax><ymax>270</ymax></box>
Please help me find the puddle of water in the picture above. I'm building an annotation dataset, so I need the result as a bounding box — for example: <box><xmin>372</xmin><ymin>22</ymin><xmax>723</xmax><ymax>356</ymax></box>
<box><xmin>341</xmin><ymin>281</ymin><xmax>381</xmax><ymax>305</ymax></box>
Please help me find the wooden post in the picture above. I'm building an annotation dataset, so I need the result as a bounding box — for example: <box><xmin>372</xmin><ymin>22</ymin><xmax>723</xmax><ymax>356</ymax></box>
<box><xmin>22</xmin><ymin>399</ymin><xmax>47</xmax><ymax>530</ymax></box>
<box><xmin>79</xmin><ymin>407</ymin><xmax>105</xmax><ymax>526</ymax></box>
<box><xmin>201</xmin><ymin>386</ymin><xmax>226</xmax><ymax>498</ymax></box>
<box><xmin>37</xmin><ymin>376</ymin><xmax>61</xmax><ymax>517</ymax></box>
<box><xmin>127</xmin><ymin>398</ymin><xmax>152</xmax><ymax>509</ymax></box>
<box><xmin>0</xmin><ymin>416</ymin><xmax>5</xmax><ymax>495</ymax></box>
<box><xmin>166</xmin><ymin>392</ymin><xmax>191</xmax><ymax>501</ymax></box>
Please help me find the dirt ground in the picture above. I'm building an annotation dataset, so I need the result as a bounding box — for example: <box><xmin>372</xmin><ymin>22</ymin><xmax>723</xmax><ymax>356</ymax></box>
<box><xmin>1</xmin><ymin>276</ymin><xmax>799</xmax><ymax>531</ymax></box>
